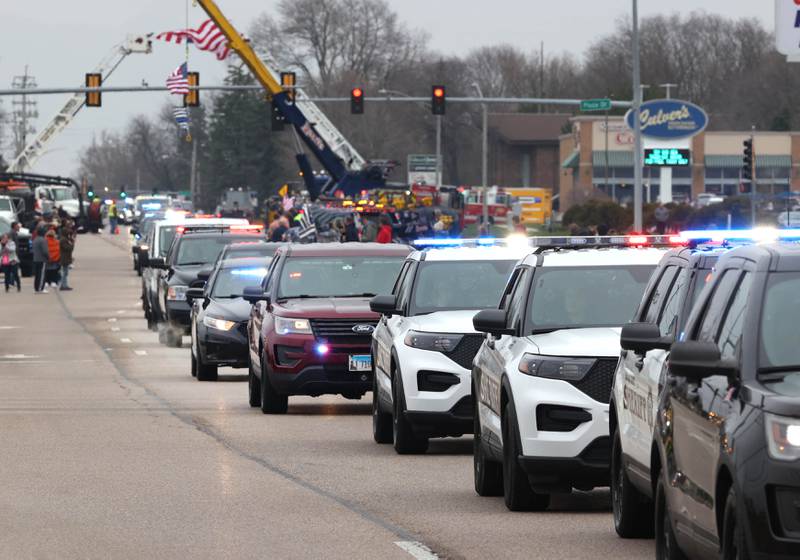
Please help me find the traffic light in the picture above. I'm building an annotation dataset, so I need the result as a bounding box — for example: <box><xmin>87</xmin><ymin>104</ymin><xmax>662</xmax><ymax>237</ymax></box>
<box><xmin>120</xmin><ymin>190</ymin><xmax>127</xmax><ymax>199</ymax></box>
<box><xmin>85</xmin><ymin>73</ymin><xmax>102</xmax><ymax>107</ymax></box>
<box><xmin>350</xmin><ymin>87</ymin><xmax>364</xmax><ymax>114</ymax></box>
<box><xmin>185</xmin><ymin>72</ymin><xmax>200</xmax><ymax>107</ymax></box>
<box><xmin>87</xmin><ymin>188</ymin><xmax>95</xmax><ymax>199</ymax></box>
<box><xmin>742</xmin><ymin>138</ymin><xmax>754</xmax><ymax>181</ymax></box>
<box><xmin>281</xmin><ymin>72</ymin><xmax>296</xmax><ymax>103</ymax></box>
<box><xmin>431</xmin><ymin>85</ymin><xmax>446</xmax><ymax>115</ymax></box>
<box><xmin>271</xmin><ymin>100</ymin><xmax>285</xmax><ymax>131</ymax></box>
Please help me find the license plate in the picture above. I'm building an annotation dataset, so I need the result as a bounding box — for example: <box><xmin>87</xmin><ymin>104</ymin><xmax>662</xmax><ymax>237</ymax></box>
<box><xmin>348</xmin><ymin>354</ymin><xmax>372</xmax><ymax>372</ymax></box>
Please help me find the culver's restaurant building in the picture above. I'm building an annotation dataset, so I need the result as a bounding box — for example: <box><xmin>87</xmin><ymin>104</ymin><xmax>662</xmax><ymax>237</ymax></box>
<box><xmin>559</xmin><ymin>101</ymin><xmax>796</xmax><ymax>211</ymax></box>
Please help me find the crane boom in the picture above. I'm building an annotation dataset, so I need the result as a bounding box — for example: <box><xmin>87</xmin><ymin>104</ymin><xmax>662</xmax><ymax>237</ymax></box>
<box><xmin>8</xmin><ymin>35</ymin><xmax>152</xmax><ymax>173</ymax></box>
<box><xmin>194</xmin><ymin>0</ymin><xmax>376</xmax><ymax>197</ymax></box>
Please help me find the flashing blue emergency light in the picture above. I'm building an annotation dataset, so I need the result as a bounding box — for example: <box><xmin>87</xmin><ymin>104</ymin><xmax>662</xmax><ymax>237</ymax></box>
<box><xmin>315</xmin><ymin>343</ymin><xmax>330</xmax><ymax>356</ymax></box>
<box><xmin>142</xmin><ymin>202</ymin><xmax>163</xmax><ymax>211</ymax></box>
<box><xmin>230</xmin><ymin>267</ymin><xmax>268</xmax><ymax>277</ymax></box>
<box><xmin>679</xmin><ymin>228</ymin><xmax>800</xmax><ymax>243</ymax></box>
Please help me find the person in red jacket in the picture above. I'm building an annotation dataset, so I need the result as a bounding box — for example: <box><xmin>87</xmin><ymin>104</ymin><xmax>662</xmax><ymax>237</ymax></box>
<box><xmin>375</xmin><ymin>215</ymin><xmax>393</xmax><ymax>244</ymax></box>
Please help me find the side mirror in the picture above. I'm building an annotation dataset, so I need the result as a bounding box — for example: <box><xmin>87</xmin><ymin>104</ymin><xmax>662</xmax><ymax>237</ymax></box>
<box><xmin>197</xmin><ymin>268</ymin><xmax>213</xmax><ymax>282</ymax></box>
<box><xmin>243</xmin><ymin>286</ymin><xmax>269</xmax><ymax>304</ymax></box>
<box><xmin>149</xmin><ymin>257</ymin><xmax>166</xmax><ymax>269</ymax></box>
<box><xmin>370</xmin><ymin>294</ymin><xmax>401</xmax><ymax>316</ymax></box>
<box><xmin>186</xmin><ymin>287</ymin><xmax>205</xmax><ymax>304</ymax></box>
<box><xmin>473</xmin><ymin>309</ymin><xmax>514</xmax><ymax>337</ymax></box>
<box><xmin>669</xmin><ymin>341</ymin><xmax>737</xmax><ymax>383</ymax></box>
<box><xmin>620</xmin><ymin>322</ymin><xmax>672</xmax><ymax>353</ymax></box>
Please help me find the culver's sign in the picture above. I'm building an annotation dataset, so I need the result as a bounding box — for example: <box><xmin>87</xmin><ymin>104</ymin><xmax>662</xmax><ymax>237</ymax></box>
<box><xmin>625</xmin><ymin>99</ymin><xmax>708</xmax><ymax>140</ymax></box>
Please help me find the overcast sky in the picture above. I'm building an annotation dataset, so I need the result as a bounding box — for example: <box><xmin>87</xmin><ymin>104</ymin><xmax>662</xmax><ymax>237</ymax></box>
<box><xmin>1</xmin><ymin>1</ymin><xmax>772</xmax><ymax>177</ymax></box>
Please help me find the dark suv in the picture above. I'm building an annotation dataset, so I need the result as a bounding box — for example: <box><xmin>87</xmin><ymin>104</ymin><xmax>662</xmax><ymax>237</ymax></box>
<box><xmin>246</xmin><ymin>243</ymin><xmax>410</xmax><ymax>414</ymax></box>
<box><xmin>656</xmin><ymin>243</ymin><xmax>800</xmax><ymax>559</ymax></box>
<box><xmin>151</xmin><ymin>224</ymin><xmax>264</xmax><ymax>346</ymax></box>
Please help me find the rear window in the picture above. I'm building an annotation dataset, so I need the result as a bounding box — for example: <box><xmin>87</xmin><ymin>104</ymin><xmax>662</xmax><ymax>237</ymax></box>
<box><xmin>174</xmin><ymin>235</ymin><xmax>260</xmax><ymax>266</ymax></box>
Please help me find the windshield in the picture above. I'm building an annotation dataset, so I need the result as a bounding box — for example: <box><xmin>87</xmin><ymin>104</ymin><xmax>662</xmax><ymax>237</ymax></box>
<box><xmin>174</xmin><ymin>236</ymin><xmax>255</xmax><ymax>266</ymax></box>
<box><xmin>158</xmin><ymin>226</ymin><xmax>178</xmax><ymax>256</ymax></box>
<box><xmin>760</xmin><ymin>272</ymin><xmax>800</xmax><ymax>376</ymax></box>
<box><xmin>0</xmin><ymin>199</ymin><xmax>12</xmax><ymax>211</ymax></box>
<box><xmin>526</xmin><ymin>266</ymin><xmax>655</xmax><ymax>332</ymax></box>
<box><xmin>411</xmin><ymin>260</ymin><xmax>516</xmax><ymax>314</ymax></box>
<box><xmin>225</xmin><ymin>246</ymin><xmax>279</xmax><ymax>259</ymax></box>
<box><xmin>211</xmin><ymin>266</ymin><xmax>268</xmax><ymax>299</ymax></box>
<box><xmin>51</xmin><ymin>187</ymin><xmax>77</xmax><ymax>201</ymax></box>
<box><xmin>277</xmin><ymin>256</ymin><xmax>404</xmax><ymax>299</ymax></box>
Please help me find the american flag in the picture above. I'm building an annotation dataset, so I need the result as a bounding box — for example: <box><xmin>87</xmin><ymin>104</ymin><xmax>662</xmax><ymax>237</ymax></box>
<box><xmin>166</xmin><ymin>63</ymin><xmax>189</xmax><ymax>95</ymax></box>
<box><xmin>156</xmin><ymin>19</ymin><xmax>231</xmax><ymax>61</ymax></box>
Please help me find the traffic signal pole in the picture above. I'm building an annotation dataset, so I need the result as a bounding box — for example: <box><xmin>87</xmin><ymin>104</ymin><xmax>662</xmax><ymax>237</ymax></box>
<box><xmin>632</xmin><ymin>0</ymin><xmax>644</xmax><ymax>232</ymax></box>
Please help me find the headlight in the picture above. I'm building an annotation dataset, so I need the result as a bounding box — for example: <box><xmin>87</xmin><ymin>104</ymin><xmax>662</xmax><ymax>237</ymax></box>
<box><xmin>275</xmin><ymin>316</ymin><xmax>312</xmax><ymax>335</ymax></box>
<box><xmin>139</xmin><ymin>244</ymin><xmax>149</xmax><ymax>251</ymax></box>
<box><xmin>765</xmin><ymin>413</ymin><xmax>800</xmax><ymax>461</ymax></box>
<box><xmin>167</xmin><ymin>285</ymin><xmax>188</xmax><ymax>301</ymax></box>
<box><xmin>518</xmin><ymin>354</ymin><xmax>596</xmax><ymax>381</ymax></box>
<box><xmin>203</xmin><ymin>315</ymin><xmax>237</xmax><ymax>331</ymax></box>
<box><xmin>404</xmin><ymin>331</ymin><xmax>463</xmax><ymax>353</ymax></box>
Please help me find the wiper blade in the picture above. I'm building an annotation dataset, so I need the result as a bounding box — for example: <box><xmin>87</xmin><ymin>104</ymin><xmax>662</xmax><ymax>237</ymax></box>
<box><xmin>330</xmin><ymin>293</ymin><xmax>376</xmax><ymax>298</ymax></box>
<box><xmin>529</xmin><ymin>326</ymin><xmax>582</xmax><ymax>335</ymax></box>
<box><xmin>178</xmin><ymin>262</ymin><xmax>207</xmax><ymax>266</ymax></box>
<box><xmin>758</xmin><ymin>366</ymin><xmax>800</xmax><ymax>374</ymax></box>
<box><xmin>275</xmin><ymin>294</ymin><xmax>330</xmax><ymax>302</ymax></box>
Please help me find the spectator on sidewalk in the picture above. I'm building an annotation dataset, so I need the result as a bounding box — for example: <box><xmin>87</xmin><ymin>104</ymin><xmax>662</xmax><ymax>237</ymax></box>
<box><xmin>59</xmin><ymin>222</ymin><xmax>75</xmax><ymax>291</ymax></box>
<box><xmin>45</xmin><ymin>228</ymin><xmax>61</xmax><ymax>289</ymax></box>
<box><xmin>375</xmin><ymin>215</ymin><xmax>393</xmax><ymax>244</ymax></box>
<box><xmin>1</xmin><ymin>234</ymin><xmax>21</xmax><ymax>292</ymax></box>
<box><xmin>32</xmin><ymin>225</ymin><xmax>49</xmax><ymax>293</ymax></box>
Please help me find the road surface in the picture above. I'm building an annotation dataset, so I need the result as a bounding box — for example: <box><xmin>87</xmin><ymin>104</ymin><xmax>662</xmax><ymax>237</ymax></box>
<box><xmin>0</xmin><ymin>232</ymin><xmax>653</xmax><ymax>559</ymax></box>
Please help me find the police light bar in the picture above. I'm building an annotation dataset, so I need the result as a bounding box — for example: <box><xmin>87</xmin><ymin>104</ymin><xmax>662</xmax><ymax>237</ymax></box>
<box><xmin>528</xmin><ymin>234</ymin><xmax>686</xmax><ymax>249</ymax></box>
<box><xmin>412</xmin><ymin>237</ymin><xmax>502</xmax><ymax>249</ymax></box>
<box><xmin>229</xmin><ymin>224</ymin><xmax>264</xmax><ymax>232</ymax></box>
<box><xmin>679</xmin><ymin>228</ymin><xmax>800</xmax><ymax>244</ymax></box>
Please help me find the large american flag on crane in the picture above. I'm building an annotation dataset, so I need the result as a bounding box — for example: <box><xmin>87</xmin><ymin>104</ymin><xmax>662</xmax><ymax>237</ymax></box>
<box><xmin>156</xmin><ymin>19</ymin><xmax>231</xmax><ymax>61</ymax></box>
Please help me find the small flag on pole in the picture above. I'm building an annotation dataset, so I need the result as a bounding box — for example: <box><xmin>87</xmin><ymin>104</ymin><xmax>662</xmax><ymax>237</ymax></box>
<box><xmin>166</xmin><ymin>62</ymin><xmax>190</xmax><ymax>95</ymax></box>
<box><xmin>173</xmin><ymin>106</ymin><xmax>191</xmax><ymax>140</ymax></box>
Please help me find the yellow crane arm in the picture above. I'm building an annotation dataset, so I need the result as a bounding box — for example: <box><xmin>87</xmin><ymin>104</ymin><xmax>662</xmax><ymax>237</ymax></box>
<box><xmin>194</xmin><ymin>0</ymin><xmax>282</xmax><ymax>95</ymax></box>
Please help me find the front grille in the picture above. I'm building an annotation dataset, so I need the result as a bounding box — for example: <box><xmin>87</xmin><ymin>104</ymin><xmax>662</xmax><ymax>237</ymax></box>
<box><xmin>310</xmin><ymin>318</ymin><xmax>377</xmax><ymax>343</ymax></box>
<box><xmin>566</xmin><ymin>358</ymin><xmax>618</xmax><ymax>404</ymax></box>
<box><xmin>444</xmin><ymin>335</ymin><xmax>484</xmax><ymax>369</ymax></box>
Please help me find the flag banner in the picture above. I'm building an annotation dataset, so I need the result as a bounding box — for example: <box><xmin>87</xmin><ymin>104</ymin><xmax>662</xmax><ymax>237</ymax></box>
<box><xmin>173</xmin><ymin>107</ymin><xmax>190</xmax><ymax>131</ymax></box>
<box><xmin>156</xmin><ymin>19</ymin><xmax>231</xmax><ymax>61</ymax></box>
<box><xmin>166</xmin><ymin>63</ymin><xmax>189</xmax><ymax>95</ymax></box>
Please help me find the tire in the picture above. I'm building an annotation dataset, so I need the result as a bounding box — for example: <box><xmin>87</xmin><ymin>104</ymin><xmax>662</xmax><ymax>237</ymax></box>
<box><xmin>248</xmin><ymin>359</ymin><xmax>261</xmax><ymax>408</ymax></box>
<box><xmin>195</xmin><ymin>349</ymin><xmax>218</xmax><ymax>381</ymax></box>
<box><xmin>372</xmin><ymin>372</ymin><xmax>393</xmax><ymax>444</ymax></box>
<box><xmin>190</xmin><ymin>349</ymin><xmax>197</xmax><ymax>377</ymax></box>
<box><xmin>260</xmin><ymin>356</ymin><xmax>288</xmax><ymax>414</ymax></box>
<box><xmin>722</xmin><ymin>487</ymin><xmax>748</xmax><ymax>560</ymax></box>
<box><xmin>473</xmin><ymin>387</ymin><xmax>503</xmax><ymax>496</ymax></box>
<box><xmin>612</xmin><ymin>427</ymin><xmax>654</xmax><ymax>538</ymax></box>
<box><xmin>392</xmin><ymin>372</ymin><xmax>428</xmax><ymax>454</ymax></box>
<box><xmin>502</xmin><ymin>398</ymin><xmax>550</xmax><ymax>511</ymax></box>
<box><xmin>655</xmin><ymin>474</ymin><xmax>687</xmax><ymax>560</ymax></box>
<box><xmin>165</xmin><ymin>327</ymin><xmax>182</xmax><ymax>348</ymax></box>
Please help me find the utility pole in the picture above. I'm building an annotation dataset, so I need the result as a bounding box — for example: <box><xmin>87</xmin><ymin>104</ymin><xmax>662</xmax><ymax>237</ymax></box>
<box><xmin>750</xmin><ymin>125</ymin><xmax>757</xmax><ymax>227</ymax></box>
<box><xmin>472</xmin><ymin>83</ymin><xmax>489</xmax><ymax>230</ymax></box>
<box><xmin>435</xmin><ymin>115</ymin><xmax>442</xmax><ymax>188</ymax></box>
<box><xmin>660</xmin><ymin>83</ymin><xmax>678</xmax><ymax>99</ymax></box>
<box><xmin>11</xmin><ymin>66</ymin><xmax>39</xmax><ymax>166</ymax></box>
<box><xmin>189</xmin><ymin>136</ymin><xmax>198</xmax><ymax>207</ymax></box>
<box><xmin>632</xmin><ymin>0</ymin><xmax>644</xmax><ymax>231</ymax></box>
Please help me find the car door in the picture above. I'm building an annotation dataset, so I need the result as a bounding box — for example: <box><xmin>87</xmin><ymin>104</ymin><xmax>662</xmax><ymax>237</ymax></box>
<box><xmin>249</xmin><ymin>253</ymin><xmax>281</xmax><ymax>372</ymax></box>
<box><xmin>669</xmin><ymin>269</ymin><xmax>743</xmax><ymax>547</ymax></box>
<box><xmin>475</xmin><ymin>268</ymin><xmax>529</xmax><ymax>454</ymax></box>
<box><xmin>373</xmin><ymin>261</ymin><xmax>411</xmax><ymax>391</ymax></box>
<box><xmin>620</xmin><ymin>265</ymin><xmax>678</xmax><ymax>467</ymax></box>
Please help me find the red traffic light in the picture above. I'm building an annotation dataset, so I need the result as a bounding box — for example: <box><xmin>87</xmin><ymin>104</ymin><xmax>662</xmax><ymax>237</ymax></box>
<box><xmin>433</xmin><ymin>87</ymin><xmax>445</xmax><ymax>98</ymax></box>
<box><xmin>352</xmin><ymin>87</ymin><xmax>363</xmax><ymax>98</ymax></box>
<box><xmin>431</xmin><ymin>85</ymin><xmax>446</xmax><ymax>115</ymax></box>
<box><xmin>350</xmin><ymin>87</ymin><xmax>365</xmax><ymax>114</ymax></box>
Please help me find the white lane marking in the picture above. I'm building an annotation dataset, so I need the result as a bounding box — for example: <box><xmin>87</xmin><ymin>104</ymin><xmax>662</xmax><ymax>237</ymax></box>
<box><xmin>394</xmin><ymin>542</ymin><xmax>438</xmax><ymax>559</ymax></box>
<box><xmin>110</xmin><ymin>327</ymin><xmax>120</xmax><ymax>332</ymax></box>
<box><xmin>107</xmin><ymin>318</ymin><xmax>117</xmax><ymax>323</ymax></box>
<box><xmin>0</xmin><ymin>326</ymin><xmax>21</xmax><ymax>330</ymax></box>
<box><xmin>116</xmin><ymin>310</ymin><xmax>126</xmax><ymax>315</ymax></box>
<box><xmin>0</xmin><ymin>354</ymin><xmax>40</xmax><ymax>360</ymax></box>
<box><xmin>134</xmin><ymin>350</ymin><xmax>147</xmax><ymax>356</ymax></box>
<box><xmin>120</xmin><ymin>338</ymin><xmax>132</xmax><ymax>344</ymax></box>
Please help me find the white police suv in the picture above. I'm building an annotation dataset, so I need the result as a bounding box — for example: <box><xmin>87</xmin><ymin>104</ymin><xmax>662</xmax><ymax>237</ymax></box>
<box><xmin>370</xmin><ymin>243</ymin><xmax>530</xmax><ymax>454</ymax></box>
<box><xmin>471</xmin><ymin>235</ymin><xmax>671</xmax><ymax>511</ymax></box>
